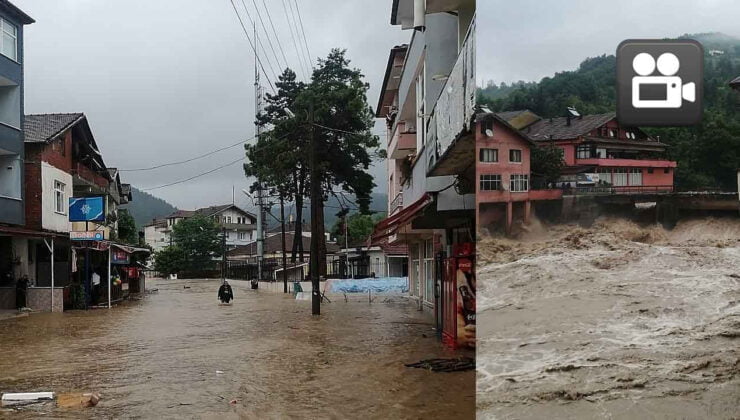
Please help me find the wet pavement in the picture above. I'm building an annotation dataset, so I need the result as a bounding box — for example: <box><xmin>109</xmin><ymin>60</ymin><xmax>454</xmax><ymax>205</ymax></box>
<box><xmin>0</xmin><ymin>278</ymin><xmax>474</xmax><ymax>419</ymax></box>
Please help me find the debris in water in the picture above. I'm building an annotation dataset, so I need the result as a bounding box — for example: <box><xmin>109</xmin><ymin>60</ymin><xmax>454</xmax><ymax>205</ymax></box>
<box><xmin>56</xmin><ymin>392</ymin><xmax>100</xmax><ymax>408</ymax></box>
<box><xmin>216</xmin><ymin>370</ymin><xmax>224</xmax><ymax>374</ymax></box>
<box><xmin>1</xmin><ymin>392</ymin><xmax>54</xmax><ymax>407</ymax></box>
<box><xmin>405</xmin><ymin>357</ymin><xmax>475</xmax><ymax>372</ymax></box>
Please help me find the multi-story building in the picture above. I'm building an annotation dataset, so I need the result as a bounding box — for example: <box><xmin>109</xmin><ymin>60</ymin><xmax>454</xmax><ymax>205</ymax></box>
<box><xmin>476</xmin><ymin>111</ymin><xmax>563</xmax><ymax>234</ymax></box>
<box><xmin>0</xmin><ymin>0</ymin><xmax>33</xmax><ymax>227</ymax></box>
<box><xmin>500</xmin><ymin>109</ymin><xmax>677</xmax><ymax>191</ymax></box>
<box><xmin>146</xmin><ymin>204</ymin><xmax>257</xmax><ymax>250</ymax></box>
<box><xmin>19</xmin><ymin>113</ymin><xmax>132</xmax><ymax>288</ymax></box>
<box><xmin>374</xmin><ymin>0</ymin><xmax>476</xmax><ymax>349</ymax></box>
<box><xmin>0</xmin><ymin>1</ymin><xmax>35</xmax><ymax>294</ymax></box>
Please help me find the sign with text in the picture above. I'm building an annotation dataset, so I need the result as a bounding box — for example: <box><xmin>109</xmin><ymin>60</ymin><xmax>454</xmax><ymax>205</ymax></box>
<box><xmin>69</xmin><ymin>197</ymin><xmax>105</xmax><ymax>222</ymax></box>
<box><xmin>70</xmin><ymin>231</ymin><xmax>105</xmax><ymax>241</ymax></box>
<box><xmin>111</xmin><ymin>249</ymin><xmax>130</xmax><ymax>265</ymax></box>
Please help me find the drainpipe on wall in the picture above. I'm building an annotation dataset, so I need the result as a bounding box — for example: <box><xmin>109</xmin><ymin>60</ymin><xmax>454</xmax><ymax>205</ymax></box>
<box><xmin>413</xmin><ymin>0</ymin><xmax>426</xmax><ymax>30</ymax></box>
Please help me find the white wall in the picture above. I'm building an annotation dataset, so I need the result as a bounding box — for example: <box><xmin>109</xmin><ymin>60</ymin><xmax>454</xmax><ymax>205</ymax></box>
<box><xmin>41</xmin><ymin>162</ymin><xmax>73</xmax><ymax>233</ymax></box>
<box><xmin>144</xmin><ymin>224</ymin><xmax>168</xmax><ymax>252</ymax></box>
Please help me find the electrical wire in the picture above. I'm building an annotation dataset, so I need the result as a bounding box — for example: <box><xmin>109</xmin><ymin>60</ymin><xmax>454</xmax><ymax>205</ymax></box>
<box><xmin>291</xmin><ymin>0</ymin><xmax>313</xmax><ymax>70</ymax></box>
<box><xmin>142</xmin><ymin>157</ymin><xmax>245</xmax><ymax>192</ymax></box>
<box><xmin>261</xmin><ymin>0</ymin><xmax>290</xmax><ymax>73</ymax></box>
<box><xmin>280</xmin><ymin>0</ymin><xmax>310</xmax><ymax>79</ymax></box>
<box><xmin>251</xmin><ymin>0</ymin><xmax>288</xmax><ymax>72</ymax></box>
<box><xmin>237</xmin><ymin>0</ymin><xmax>281</xmax><ymax>87</ymax></box>
<box><xmin>119</xmin><ymin>137</ymin><xmax>254</xmax><ymax>172</ymax></box>
<box><xmin>229</xmin><ymin>0</ymin><xmax>277</xmax><ymax>94</ymax></box>
<box><xmin>286</xmin><ymin>0</ymin><xmax>312</xmax><ymax>73</ymax></box>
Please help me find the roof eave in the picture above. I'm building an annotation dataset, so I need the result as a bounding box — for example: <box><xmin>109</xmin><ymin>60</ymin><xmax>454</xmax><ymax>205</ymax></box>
<box><xmin>0</xmin><ymin>1</ymin><xmax>35</xmax><ymax>25</ymax></box>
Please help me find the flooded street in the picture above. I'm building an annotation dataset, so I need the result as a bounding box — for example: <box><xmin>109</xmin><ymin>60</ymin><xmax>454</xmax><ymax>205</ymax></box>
<box><xmin>477</xmin><ymin>218</ymin><xmax>740</xmax><ymax>419</ymax></box>
<box><xmin>0</xmin><ymin>279</ymin><xmax>474</xmax><ymax>419</ymax></box>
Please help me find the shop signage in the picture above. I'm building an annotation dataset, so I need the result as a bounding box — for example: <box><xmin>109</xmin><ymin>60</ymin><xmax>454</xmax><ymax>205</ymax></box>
<box><xmin>69</xmin><ymin>197</ymin><xmax>105</xmax><ymax>222</ymax></box>
<box><xmin>111</xmin><ymin>249</ymin><xmax>130</xmax><ymax>265</ymax></box>
<box><xmin>70</xmin><ymin>231</ymin><xmax>105</xmax><ymax>241</ymax></box>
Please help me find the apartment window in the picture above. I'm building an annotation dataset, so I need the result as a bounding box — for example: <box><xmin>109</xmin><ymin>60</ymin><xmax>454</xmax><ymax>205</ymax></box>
<box><xmin>577</xmin><ymin>145</ymin><xmax>592</xmax><ymax>159</ymax></box>
<box><xmin>225</xmin><ymin>232</ymin><xmax>231</xmax><ymax>239</ymax></box>
<box><xmin>613</xmin><ymin>168</ymin><xmax>628</xmax><ymax>186</ymax></box>
<box><xmin>597</xmin><ymin>168</ymin><xmax>612</xmax><ymax>184</ymax></box>
<box><xmin>509</xmin><ymin>149</ymin><xmax>522</xmax><ymax>163</ymax></box>
<box><xmin>54</xmin><ymin>180</ymin><xmax>66</xmax><ymax>214</ymax></box>
<box><xmin>664</xmin><ymin>168</ymin><xmax>670</xmax><ymax>174</ymax></box>
<box><xmin>510</xmin><ymin>174</ymin><xmax>529</xmax><ymax>192</ymax></box>
<box><xmin>1</xmin><ymin>19</ymin><xmax>17</xmax><ymax>61</ymax></box>
<box><xmin>479</xmin><ymin>148</ymin><xmax>498</xmax><ymax>163</ymax></box>
<box><xmin>238</xmin><ymin>232</ymin><xmax>247</xmax><ymax>240</ymax></box>
<box><xmin>479</xmin><ymin>174</ymin><xmax>502</xmax><ymax>191</ymax></box>
<box><xmin>226</xmin><ymin>216</ymin><xmax>232</xmax><ymax>223</ymax></box>
<box><xmin>647</xmin><ymin>168</ymin><xmax>654</xmax><ymax>174</ymax></box>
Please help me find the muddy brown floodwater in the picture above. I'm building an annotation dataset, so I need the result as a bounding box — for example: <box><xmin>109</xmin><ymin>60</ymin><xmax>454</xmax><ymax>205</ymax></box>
<box><xmin>477</xmin><ymin>217</ymin><xmax>740</xmax><ymax>419</ymax></box>
<box><xmin>0</xmin><ymin>279</ymin><xmax>474</xmax><ymax>419</ymax></box>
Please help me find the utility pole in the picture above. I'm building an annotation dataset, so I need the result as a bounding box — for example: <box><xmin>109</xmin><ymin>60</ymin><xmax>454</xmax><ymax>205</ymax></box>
<box><xmin>309</xmin><ymin>102</ymin><xmax>321</xmax><ymax>315</ymax></box>
<box><xmin>280</xmin><ymin>195</ymin><xmax>288</xmax><ymax>293</ymax></box>
<box><xmin>221</xmin><ymin>226</ymin><xmax>227</xmax><ymax>284</ymax></box>
<box><xmin>254</xmin><ymin>21</ymin><xmax>265</xmax><ymax>283</ymax></box>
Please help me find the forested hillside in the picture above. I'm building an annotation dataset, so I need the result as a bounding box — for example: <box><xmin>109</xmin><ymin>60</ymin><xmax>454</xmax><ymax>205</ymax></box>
<box><xmin>479</xmin><ymin>33</ymin><xmax>740</xmax><ymax>190</ymax></box>
<box><xmin>122</xmin><ymin>187</ymin><xmax>178</xmax><ymax>229</ymax></box>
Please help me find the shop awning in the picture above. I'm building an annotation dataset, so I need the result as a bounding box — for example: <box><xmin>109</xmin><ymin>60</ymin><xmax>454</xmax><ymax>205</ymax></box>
<box><xmin>0</xmin><ymin>226</ymin><xmax>67</xmax><ymax>239</ymax></box>
<box><xmin>371</xmin><ymin>193</ymin><xmax>433</xmax><ymax>244</ymax></box>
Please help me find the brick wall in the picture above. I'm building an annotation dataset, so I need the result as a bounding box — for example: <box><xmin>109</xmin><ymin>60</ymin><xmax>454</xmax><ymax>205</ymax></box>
<box><xmin>39</xmin><ymin>131</ymin><xmax>73</xmax><ymax>172</ymax></box>
<box><xmin>24</xmin><ymin>145</ymin><xmax>42</xmax><ymax>230</ymax></box>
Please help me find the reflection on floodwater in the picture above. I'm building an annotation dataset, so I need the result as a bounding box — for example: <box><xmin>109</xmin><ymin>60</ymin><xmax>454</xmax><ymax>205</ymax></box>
<box><xmin>0</xmin><ymin>279</ymin><xmax>474</xmax><ymax>419</ymax></box>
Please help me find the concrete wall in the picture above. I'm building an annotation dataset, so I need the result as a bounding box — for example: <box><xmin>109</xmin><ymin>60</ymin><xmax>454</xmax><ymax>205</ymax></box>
<box><xmin>144</xmin><ymin>224</ymin><xmax>168</xmax><ymax>252</ymax></box>
<box><xmin>0</xmin><ymin>8</ymin><xmax>26</xmax><ymax>226</ymax></box>
<box><xmin>0</xmin><ymin>287</ymin><xmax>62</xmax><ymax>312</ymax></box>
<box><xmin>40</xmin><ymin>162</ymin><xmax>73</xmax><ymax>233</ymax></box>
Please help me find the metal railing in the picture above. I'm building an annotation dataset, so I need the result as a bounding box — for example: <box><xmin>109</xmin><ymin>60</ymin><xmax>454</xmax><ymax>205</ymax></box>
<box><xmin>569</xmin><ymin>185</ymin><xmax>675</xmax><ymax>195</ymax></box>
<box><xmin>390</xmin><ymin>192</ymin><xmax>403</xmax><ymax>213</ymax></box>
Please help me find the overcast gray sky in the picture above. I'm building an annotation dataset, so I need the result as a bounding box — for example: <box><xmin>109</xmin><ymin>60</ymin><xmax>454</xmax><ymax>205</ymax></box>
<box><xmin>16</xmin><ymin>0</ymin><xmax>407</xmax><ymax>211</ymax></box>
<box><xmin>478</xmin><ymin>0</ymin><xmax>740</xmax><ymax>85</ymax></box>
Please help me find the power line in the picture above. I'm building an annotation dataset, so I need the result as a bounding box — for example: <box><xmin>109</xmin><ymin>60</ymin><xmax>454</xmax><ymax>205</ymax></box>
<box><xmin>251</xmin><ymin>0</ymin><xmax>288</xmax><ymax>72</ymax></box>
<box><xmin>237</xmin><ymin>0</ymin><xmax>281</xmax><ymax>88</ymax></box>
<box><xmin>229</xmin><ymin>0</ymin><xmax>277</xmax><ymax>94</ymax></box>
<box><xmin>280</xmin><ymin>0</ymin><xmax>310</xmax><ymax>80</ymax></box>
<box><xmin>286</xmin><ymin>0</ymin><xmax>312</xmax><ymax>74</ymax></box>
<box><xmin>261</xmin><ymin>0</ymin><xmax>290</xmax><ymax>73</ymax></box>
<box><xmin>142</xmin><ymin>157</ymin><xmax>245</xmax><ymax>191</ymax></box>
<box><xmin>119</xmin><ymin>137</ymin><xmax>254</xmax><ymax>172</ymax></box>
<box><xmin>291</xmin><ymin>0</ymin><xmax>313</xmax><ymax>70</ymax></box>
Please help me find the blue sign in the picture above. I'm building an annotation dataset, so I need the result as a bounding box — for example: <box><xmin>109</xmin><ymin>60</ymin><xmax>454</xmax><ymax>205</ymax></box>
<box><xmin>69</xmin><ymin>197</ymin><xmax>105</xmax><ymax>222</ymax></box>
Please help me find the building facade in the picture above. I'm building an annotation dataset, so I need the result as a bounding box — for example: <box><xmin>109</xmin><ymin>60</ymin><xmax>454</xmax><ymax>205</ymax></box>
<box><xmin>0</xmin><ymin>1</ymin><xmax>33</xmax><ymax>227</ymax></box>
<box><xmin>146</xmin><ymin>204</ymin><xmax>258</xmax><ymax>250</ymax></box>
<box><xmin>374</xmin><ymin>0</ymin><xmax>476</xmax><ymax>349</ymax></box>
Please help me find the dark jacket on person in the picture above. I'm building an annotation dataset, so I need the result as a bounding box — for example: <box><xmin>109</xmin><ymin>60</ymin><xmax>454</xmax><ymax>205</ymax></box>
<box><xmin>218</xmin><ymin>284</ymin><xmax>234</xmax><ymax>302</ymax></box>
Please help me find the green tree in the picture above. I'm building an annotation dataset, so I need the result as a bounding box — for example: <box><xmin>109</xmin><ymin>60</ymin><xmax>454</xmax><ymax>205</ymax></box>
<box><xmin>117</xmin><ymin>209</ymin><xmax>138</xmax><ymax>245</ymax></box>
<box><xmin>170</xmin><ymin>215</ymin><xmax>222</xmax><ymax>275</ymax></box>
<box><xmin>332</xmin><ymin>212</ymin><xmax>384</xmax><ymax>247</ymax></box>
<box><xmin>153</xmin><ymin>246</ymin><xmax>185</xmax><ymax>276</ymax></box>
<box><xmin>246</xmin><ymin>68</ymin><xmax>309</xmax><ymax>263</ymax></box>
<box><xmin>531</xmin><ymin>145</ymin><xmax>565</xmax><ymax>184</ymax></box>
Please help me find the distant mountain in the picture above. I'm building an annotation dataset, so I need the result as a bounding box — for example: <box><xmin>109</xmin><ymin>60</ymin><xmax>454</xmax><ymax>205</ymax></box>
<box><xmin>478</xmin><ymin>32</ymin><xmax>740</xmax><ymax>191</ymax></box>
<box><xmin>122</xmin><ymin>187</ymin><xmax>178</xmax><ymax>229</ymax></box>
<box><xmin>266</xmin><ymin>192</ymin><xmax>389</xmax><ymax>230</ymax></box>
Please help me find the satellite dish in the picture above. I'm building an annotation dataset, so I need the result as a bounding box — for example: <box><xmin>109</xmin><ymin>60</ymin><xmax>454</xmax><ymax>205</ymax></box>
<box><xmin>485</xmin><ymin>129</ymin><xmax>494</xmax><ymax>138</ymax></box>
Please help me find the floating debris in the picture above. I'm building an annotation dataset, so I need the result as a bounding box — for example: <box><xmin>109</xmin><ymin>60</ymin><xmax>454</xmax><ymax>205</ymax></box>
<box><xmin>405</xmin><ymin>357</ymin><xmax>475</xmax><ymax>372</ymax></box>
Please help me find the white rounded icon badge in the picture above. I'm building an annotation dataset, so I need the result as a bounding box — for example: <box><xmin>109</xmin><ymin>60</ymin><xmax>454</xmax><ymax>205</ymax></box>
<box><xmin>617</xmin><ymin>39</ymin><xmax>703</xmax><ymax>126</ymax></box>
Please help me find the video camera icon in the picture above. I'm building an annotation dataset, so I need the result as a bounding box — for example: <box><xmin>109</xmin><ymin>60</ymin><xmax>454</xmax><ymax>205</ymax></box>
<box><xmin>631</xmin><ymin>52</ymin><xmax>695</xmax><ymax>108</ymax></box>
<box><xmin>617</xmin><ymin>39</ymin><xmax>703</xmax><ymax>126</ymax></box>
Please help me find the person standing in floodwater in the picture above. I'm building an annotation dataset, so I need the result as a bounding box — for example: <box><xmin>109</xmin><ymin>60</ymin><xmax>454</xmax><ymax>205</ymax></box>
<box><xmin>218</xmin><ymin>280</ymin><xmax>234</xmax><ymax>304</ymax></box>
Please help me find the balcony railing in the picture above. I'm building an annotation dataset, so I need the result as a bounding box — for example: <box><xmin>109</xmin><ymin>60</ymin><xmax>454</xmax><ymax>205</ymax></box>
<box><xmin>390</xmin><ymin>192</ymin><xmax>403</xmax><ymax>214</ymax></box>
<box><xmin>425</xmin><ymin>15</ymin><xmax>476</xmax><ymax>169</ymax></box>
<box><xmin>569</xmin><ymin>185</ymin><xmax>675</xmax><ymax>195</ymax></box>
